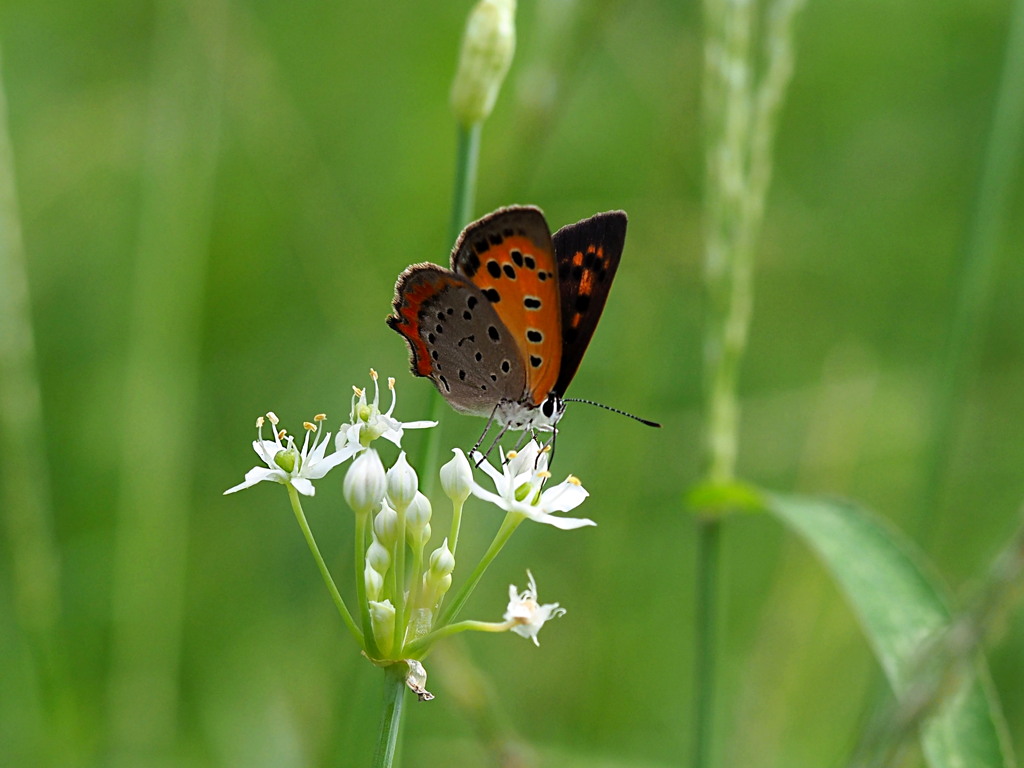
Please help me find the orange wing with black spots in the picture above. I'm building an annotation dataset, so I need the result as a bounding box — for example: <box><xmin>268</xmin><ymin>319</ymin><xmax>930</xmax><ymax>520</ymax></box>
<box><xmin>451</xmin><ymin>206</ymin><xmax>563</xmax><ymax>407</ymax></box>
<box><xmin>550</xmin><ymin>211</ymin><xmax>627</xmax><ymax>396</ymax></box>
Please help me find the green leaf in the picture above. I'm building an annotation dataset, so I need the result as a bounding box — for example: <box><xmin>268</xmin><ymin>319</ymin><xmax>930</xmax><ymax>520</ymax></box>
<box><xmin>765</xmin><ymin>493</ymin><xmax>1015</xmax><ymax>768</ymax></box>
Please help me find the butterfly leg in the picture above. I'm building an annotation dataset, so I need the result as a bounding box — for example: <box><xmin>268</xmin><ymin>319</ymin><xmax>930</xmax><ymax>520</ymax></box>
<box><xmin>478</xmin><ymin>423</ymin><xmax>511</xmax><ymax>466</ymax></box>
<box><xmin>534</xmin><ymin>427</ymin><xmax>557</xmax><ymax>469</ymax></box>
<box><xmin>470</xmin><ymin>403</ymin><xmax>502</xmax><ymax>460</ymax></box>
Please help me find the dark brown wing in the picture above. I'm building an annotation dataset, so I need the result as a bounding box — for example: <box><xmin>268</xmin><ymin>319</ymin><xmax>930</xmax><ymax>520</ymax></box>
<box><xmin>550</xmin><ymin>211</ymin><xmax>627</xmax><ymax>396</ymax></box>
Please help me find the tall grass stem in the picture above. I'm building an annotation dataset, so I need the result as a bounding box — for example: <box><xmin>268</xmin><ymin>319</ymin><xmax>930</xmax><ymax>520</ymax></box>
<box><xmin>696</xmin><ymin>1</ymin><xmax>805</xmax><ymax>766</ymax></box>
<box><xmin>105</xmin><ymin>1</ymin><xmax>226</xmax><ymax>757</ymax></box>
<box><xmin>915</xmin><ymin>0</ymin><xmax>1024</xmax><ymax>534</ymax></box>
<box><xmin>0</xmin><ymin>45</ymin><xmax>77</xmax><ymax>764</ymax></box>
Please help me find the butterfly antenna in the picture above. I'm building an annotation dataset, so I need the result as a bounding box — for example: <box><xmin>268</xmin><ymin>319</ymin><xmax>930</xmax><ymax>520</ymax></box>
<box><xmin>562</xmin><ymin>398</ymin><xmax>662</xmax><ymax>428</ymax></box>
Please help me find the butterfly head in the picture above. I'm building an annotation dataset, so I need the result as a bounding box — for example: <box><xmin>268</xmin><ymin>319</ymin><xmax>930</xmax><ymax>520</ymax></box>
<box><xmin>495</xmin><ymin>393</ymin><xmax>565</xmax><ymax>432</ymax></box>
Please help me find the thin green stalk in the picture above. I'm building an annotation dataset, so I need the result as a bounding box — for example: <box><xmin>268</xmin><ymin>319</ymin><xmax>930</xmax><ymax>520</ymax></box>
<box><xmin>372</xmin><ymin>664</ymin><xmax>408</xmax><ymax>768</ymax></box>
<box><xmin>0</xmin><ymin>43</ymin><xmax>78</xmax><ymax>765</ymax></box>
<box><xmin>106</xmin><ymin>0</ymin><xmax>227</xmax><ymax>754</ymax></box>
<box><xmin>696</xmin><ymin>3</ymin><xmax>805</xmax><ymax>768</ymax></box>
<box><xmin>438</xmin><ymin>513</ymin><xmax>521</xmax><ymax>628</ymax></box>
<box><xmin>449</xmin><ymin>122</ymin><xmax>482</xmax><ymax>244</ymax></box>
<box><xmin>692</xmin><ymin>519</ymin><xmax>722</xmax><ymax>768</ymax></box>
<box><xmin>915</xmin><ymin>0</ymin><xmax>1024</xmax><ymax>535</ymax></box>
<box><xmin>392</xmin><ymin>503</ymin><xmax>408</xmax><ymax>652</ymax></box>
<box><xmin>449</xmin><ymin>498</ymin><xmax>465</xmax><ymax>554</ymax></box>
<box><xmin>287</xmin><ymin>486</ymin><xmax>363</xmax><ymax>647</ymax></box>
<box><xmin>406</xmin><ymin>619</ymin><xmax>508</xmax><ymax>655</ymax></box>
<box><xmin>354</xmin><ymin>508</ymin><xmax>380</xmax><ymax>658</ymax></box>
<box><xmin>419</xmin><ymin>121</ymin><xmax>483</xmax><ymax>498</ymax></box>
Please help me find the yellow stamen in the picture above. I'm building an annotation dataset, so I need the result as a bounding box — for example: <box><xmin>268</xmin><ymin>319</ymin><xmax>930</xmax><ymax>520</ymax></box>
<box><xmin>303</xmin><ymin>422</ymin><xmax>317</xmax><ymax>432</ymax></box>
<box><xmin>567</xmin><ymin>476</ymin><xmax>581</xmax><ymax>486</ymax></box>
<box><xmin>277</xmin><ymin>429</ymin><xmax>287</xmax><ymax>440</ymax></box>
<box><xmin>537</xmin><ymin>470</ymin><xmax>552</xmax><ymax>480</ymax></box>
<box><xmin>255</xmin><ymin>416</ymin><xmax>265</xmax><ymax>428</ymax></box>
<box><xmin>314</xmin><ymin>413</ymin><xmax>327</xmax><ymax>422</ymax></box>
<box><xmin>369</xmin><ymin>368</ymin><xmax>378</xmax><ymax>381</ymax></box>
<box><xmin>507</xmin><ymin>450</ymin><xmax>518</xmax><ymax>459</ymax></box>
<box><xmin>353</xmin><ymin>386</ymin><xmax>364</xmax><ymax>397</ymax></box>
<box><xmin>266</xmin><ymin>411</ymin><xmax>280</xmax><ymax>425</ymax></box>
<box><xmin>388</xmin><ymin>377</ymin><xmax>396</xmax><ymax>390</ymax></box>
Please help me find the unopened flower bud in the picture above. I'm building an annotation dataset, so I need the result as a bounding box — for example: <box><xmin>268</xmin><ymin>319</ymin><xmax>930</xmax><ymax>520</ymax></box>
<box><xmin>366</xmin><ymin>536</ymin><xmax>391</xmax><ymax>575</ymax></box>
<box><xmin>373</xmin><ymin>502</ymin><xmax>399</xmax><ymax>548</ymax></box>
<box><xmin>344</xmin><ymin>449</ymin><xmax>386</xmax><ymax>512</ymax></box>
<box><xmin>365</xmin><ymin>563</ymin><xmax>384</xmax><ymax>602</ymax></box>
<box><xmin>386</xmin><ymin>451</ymin><xmax>418</xmax><ymax>511</ymax></box>
<box><xmin>440</xmin><ymin>448</ymin><xmax>473</xmax><ymax>504</ymax></box>
<box><xmin>422</xmin><ymin>539</ymin><xmax>455</xmax><ymax>603</ymax></box>
<box><xmin>406</xmin><ymin>492</ymin><xmax>432</xmax><ymax>545</ymax></box>
<box><xmin>369</xmin><ymin>599</ymin><xmax>396</xmax><ymax>659</ymax></box>
<box><xmin>450</xmin><ymin>0</ymin><xmax>516</xmax><ymax>126</ymax></box>
<box><xmin>428</xmin><ymin>539</ymin><xmax>456</xmax><ymax>578</ymax></box>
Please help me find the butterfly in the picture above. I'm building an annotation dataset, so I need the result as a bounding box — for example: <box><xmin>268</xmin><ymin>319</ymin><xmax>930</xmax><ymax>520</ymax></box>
<box><xmin>387</xmin><ymin>205</ymin><xmax>642</xmax><ymax>440</ymax></box>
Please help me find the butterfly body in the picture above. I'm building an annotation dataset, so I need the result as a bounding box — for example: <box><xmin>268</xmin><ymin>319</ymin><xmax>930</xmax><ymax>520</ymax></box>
<box><xmin>387</xmin><ymin>206</ymin><xmax>626</xmax><ymax>431</ymax></box>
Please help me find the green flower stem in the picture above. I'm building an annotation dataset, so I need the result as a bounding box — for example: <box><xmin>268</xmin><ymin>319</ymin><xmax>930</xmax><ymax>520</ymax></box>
<box><xmin>392</xmin><ymin>503</ymin><xmax>408</xmax><ymax>652</ymax></box>
<box><xmin>354</xmin><ymin>507</ymin><xmax>381</xmax><ymax>658</ymax></box>
<box><xmin>406</xmin><ymin>541</ymin><xmax>425</xmax><ymax>633</ymax></box>
<box><xmin>449</xmin><ymin>498</ymin><xmax>465</xmax><ymax>554</ymax></box>
<box><xmin>417</xmin><ymin>121</ymin><xmax>483</xmax><ymax>498</ymax></box>
<box><xmin>438</xmin><ymin>512</ymin><xmax>521</xmax><ymax>629</ymax></box>
<box><xmin>287</xmin><ymin>485</ymin><xmax>363</xmax><ymax>647</ymax></box>
<box><xmin>372</xmin><ymin>664</ymin><xmax>407</xmax><ymax>768</ymax></box>
<box><xmin>406</xmin><ymin>619</ymin><xmax>510</xmax><ymax>655</ymax></box>
<box><xmin>449</xmin><ymin>121</ymin><xmax>482</xmax><ymax>244</ymax></box>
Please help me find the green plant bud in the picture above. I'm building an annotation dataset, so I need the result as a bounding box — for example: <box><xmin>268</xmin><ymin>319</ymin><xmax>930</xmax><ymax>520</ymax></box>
<box><xmin>369</xmin><ymin>600</ymin><xmax>395</xmax><ymax>659</ymax></box>
<box><xmin>373</xmin><ymin>502</ymin><xmax>399</xmax><ymax>548</ymax></box>
<box><xmin>344</xmin><ymin>449</ymin><xmax>386</xmax><ymax>512</ymax></box>
<box><xmin>365</xmin><ymin>563</ymin><xmax>384</xmax><ymax>602</ymax></box>
<box><xmin>386</xmin><ymin>451</ymin><xmax>418</xmax><ymax>511</ymax></box>
<box><xmin>440</xmin><ymin>448</ymin><xmax>473</xmax><ymax>504</ymax></box>
<box><xmin>366</xmin><ymin>536</ymin><xmax>391</xmax><ymax>575</ymax></box>
<box><xmin>450</xmin><ymin>0</ymin><xmax>516</xmax><ymax>126</ymax></box>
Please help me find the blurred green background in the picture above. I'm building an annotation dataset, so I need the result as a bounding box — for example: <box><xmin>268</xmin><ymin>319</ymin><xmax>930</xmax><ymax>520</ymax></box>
<box><xmin>1</xmin><ymin>0</ymin><xmax>1022</xmax><ymax>766</ymax></box>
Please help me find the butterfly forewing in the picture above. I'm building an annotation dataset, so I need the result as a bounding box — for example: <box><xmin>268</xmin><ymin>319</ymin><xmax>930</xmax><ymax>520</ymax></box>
<box><xmin>387</xmin><ymin>264</ymin><xmax>527</xmax><ymax>416</ymax></box>
<box><xmin>450</xmin><ymin>206</ymin><xmax>563</xmax><ymax>407</ymax></box>
<box><xmin>550</xmin><ymin>211</ymin><xmax>626</xmax><ymax>396</ymax></box>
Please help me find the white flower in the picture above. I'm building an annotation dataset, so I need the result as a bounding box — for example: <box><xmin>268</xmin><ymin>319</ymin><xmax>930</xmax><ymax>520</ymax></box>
<box><xmin>335</xmin><ymin>370</ymin><xmax>436</xmax><ymax>460</ymax></box>
<box><xmin>470</xmin><ymin>440</ymin><xmax>595</xmax><ymax>530</ymax></box>
<box><xmin>504</xmin><ymin>571</ymin><xmax>566</xmax><ymax>646</ymax></box>
<box><xmin>225</xmin><ymin>413</ymin><xmax>345</xmax><ymax>497</ymax></box>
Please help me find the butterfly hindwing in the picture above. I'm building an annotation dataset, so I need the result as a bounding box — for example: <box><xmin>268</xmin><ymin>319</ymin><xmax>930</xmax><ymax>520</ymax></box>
<box><xmin>551</xmin><ymin>210</ymin><xmax>626</xmax><ymax>396</ymax></box>
<box><xmin>450</xmin><ymin>206</ymin><xmax>563</xmax><ymax>407</ymax></box>
<box><xmin>387</xmin><ymin>263</ymin><xmax>527</xmax><ymax>416</ymax></box>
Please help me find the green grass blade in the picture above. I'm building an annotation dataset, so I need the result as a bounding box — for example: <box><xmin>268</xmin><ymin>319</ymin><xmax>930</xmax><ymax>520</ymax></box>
<box><xmin>766</xmin><ymin>493</ymin><xmax>1015</xmax><ymax>768</ymax></box>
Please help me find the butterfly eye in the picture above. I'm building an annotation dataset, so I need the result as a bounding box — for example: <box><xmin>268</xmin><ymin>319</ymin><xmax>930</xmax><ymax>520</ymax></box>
<box><xmin>541</xmin><ymin>395</ymin><xmax>559</xmax><ymax>419</ymax></box>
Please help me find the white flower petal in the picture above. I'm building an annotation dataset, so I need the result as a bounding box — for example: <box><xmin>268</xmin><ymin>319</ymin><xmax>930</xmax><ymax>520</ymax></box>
<box><xmin>291</xmin><ymin>477</ymin><xmax>316</xmax><ymax>496</ymax></box>
<box><xmin>539</xmin><ymin>481</ymin><xmax>589</xmax><ymax>514</ymax></box>
<box><xmin>525</xmin><ymin>510</ymin><xmax>596</xmax><ymax>530</ymax></box>
<box><xmin>224</xmin><ymin>466</ymin><xmax>280</xmax><ymax>495</ymax></box>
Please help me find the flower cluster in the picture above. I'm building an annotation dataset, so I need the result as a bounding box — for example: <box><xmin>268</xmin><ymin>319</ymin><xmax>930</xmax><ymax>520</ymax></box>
<box><xmin>224</xmin><ymin>371</ymin><xmax>594</xmax><ymax>696</ymax></box>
